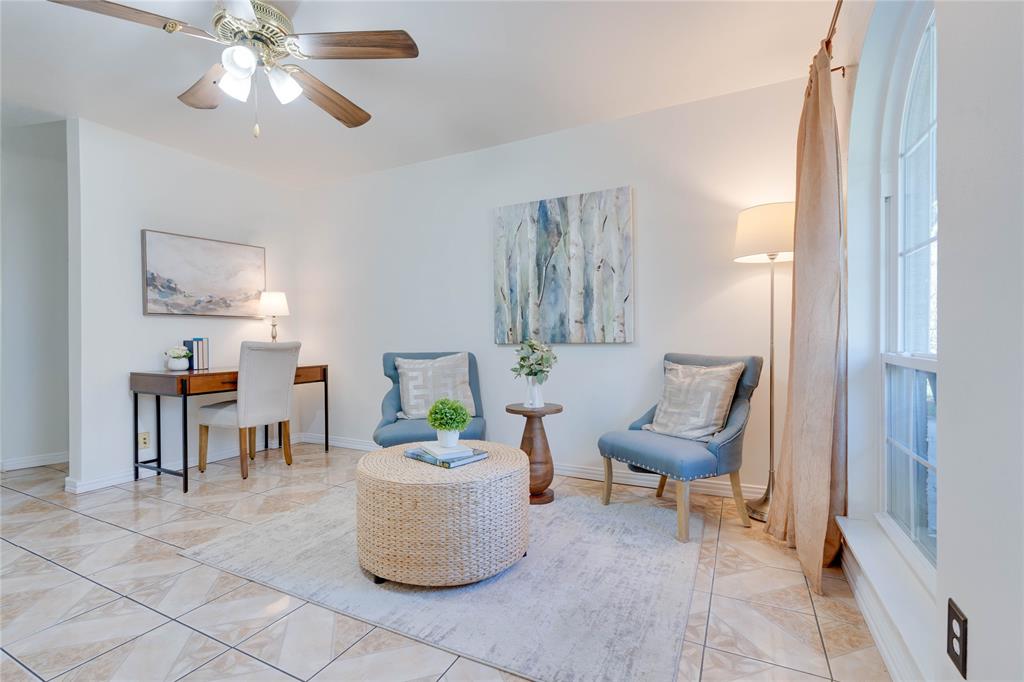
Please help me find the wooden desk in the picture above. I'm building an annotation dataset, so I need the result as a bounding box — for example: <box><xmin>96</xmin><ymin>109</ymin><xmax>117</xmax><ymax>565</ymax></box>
<box><xmin>129</xmin><ymin>365</ymin><xmax>328</xmax><ymax>492</ymax></box>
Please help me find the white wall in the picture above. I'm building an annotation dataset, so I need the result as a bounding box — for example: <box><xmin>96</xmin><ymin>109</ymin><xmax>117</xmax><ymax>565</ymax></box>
<box><xmin>934</xmin><ymin>2</ymin><xmax>1024</xmax><ymax>679</ymax></box>
<box><xmin>1</xmin><ymin>121</ymin><xmax>70</xmax><ymax>470</ymax></box>
<box><xmin>66</xmin><ymin>119</ymin><xmax>316</xmax><ymax>490</ymax></box>
<box><xmin>291</xmin><ymin>78</ymin><xmax>807</xmax><ymax>491</ymax></box>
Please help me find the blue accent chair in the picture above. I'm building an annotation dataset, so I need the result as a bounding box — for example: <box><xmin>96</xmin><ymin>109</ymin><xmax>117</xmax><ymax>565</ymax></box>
<box><xmin>372</xmin><ymin>352</ymin><xmax>487</xmax><ymax>448</ymax></box>
<box><xmin>598</xmin><ymin>353</ymin><xmax>763</xmax><ymax>542</ymax></box>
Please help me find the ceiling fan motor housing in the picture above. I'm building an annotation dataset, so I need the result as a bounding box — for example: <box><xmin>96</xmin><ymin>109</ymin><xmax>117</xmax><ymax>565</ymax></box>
<box><xmin>213</xmin><ymin>0</ymin><xmax>296</xmax><ymax>64</ymax></box>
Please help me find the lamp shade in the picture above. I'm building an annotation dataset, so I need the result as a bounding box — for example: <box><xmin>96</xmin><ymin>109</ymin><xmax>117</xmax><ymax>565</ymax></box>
<box><xmin>733</xmin><ymin>202</ymin><xmax>795</xmax><ymax>263</ymax></box>
<box><xmin>258</xmin><ymin>291</ymin><xmax>289</xmax><ymax>317</ymax></box>
<box><xmin>268</xmin><ymin>67</ymin><xmax>303</xmax><ymax>105</ymax></box>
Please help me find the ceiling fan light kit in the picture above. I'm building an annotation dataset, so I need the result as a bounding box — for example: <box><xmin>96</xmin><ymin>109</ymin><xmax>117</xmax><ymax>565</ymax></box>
<box><xmin>268</xmin><ymin>67</ymin><xmax>302</xmax><ymax>105</ymax></box>
<box><xmin>218</xmin><ymin>70</ymin><xmax>252</xmax><ymax>103</ymax></box>
<box><xmin>48</xmin><ymin>0</ymin><xmax>420</xmax><ymax>133</ymax></box>
<box><xmin>221</xmin><ymin>45</ymin><xmax>257</xmax><ymax>79</ymax></box>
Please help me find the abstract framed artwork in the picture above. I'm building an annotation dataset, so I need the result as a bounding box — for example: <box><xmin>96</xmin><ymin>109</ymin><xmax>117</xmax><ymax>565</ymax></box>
<box><xmin>141</xmin><ymin>229</ymin><xmax>266</xmax><ymax>317</ymax></box>
<box><xmin>493</xmin><ymin>186</ymin><xmax>634</xmax><ymax>344</ymax></box>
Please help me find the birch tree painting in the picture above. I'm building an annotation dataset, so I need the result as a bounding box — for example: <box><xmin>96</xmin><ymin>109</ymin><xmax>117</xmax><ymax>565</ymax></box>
<box><xmin>494</xmin><ymin>186</ymin><xmax>633</xmax><ymax>344</ymax></box>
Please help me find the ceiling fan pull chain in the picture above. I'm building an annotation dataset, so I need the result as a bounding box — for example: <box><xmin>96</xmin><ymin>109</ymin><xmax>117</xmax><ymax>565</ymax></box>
<box><xmin>252</xmin><ymin>77</ymin><xmax>261</xmax><ymax>139</ymax></box>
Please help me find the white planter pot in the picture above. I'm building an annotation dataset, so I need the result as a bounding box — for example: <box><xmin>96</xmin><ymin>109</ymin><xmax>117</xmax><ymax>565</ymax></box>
<box><xmin>166</xmin><ymin>357</ymin><xmax>189</xmax><ymax>371</ymax></box>
<box><xmin>436</xmin><ymin>430</ymin><xmax>460</xmax><ymax>448</ymax></box>
<box><xmin>525</xmin><ymin>377</ymin><xmax>544</xmax><ymax>408</ymax></box>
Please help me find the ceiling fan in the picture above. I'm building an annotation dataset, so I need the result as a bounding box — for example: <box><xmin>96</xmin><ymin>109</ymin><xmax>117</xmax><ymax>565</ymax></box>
<box><xmin>48</xmin><ymin>0</ymin><xmax>419</xmax><ymax>133</ymax></box>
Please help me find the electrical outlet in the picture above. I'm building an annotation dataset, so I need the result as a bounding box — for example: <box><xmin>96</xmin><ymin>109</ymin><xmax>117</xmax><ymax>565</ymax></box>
<box><xmin>947</xmin><ymin>598</ymin><xmax>968</xmax><ymax>679</ymax></box>
<box><xmin>138</xmin><ymin>432</ymin><xmax>151</xmax><ymax>450</ymax></box>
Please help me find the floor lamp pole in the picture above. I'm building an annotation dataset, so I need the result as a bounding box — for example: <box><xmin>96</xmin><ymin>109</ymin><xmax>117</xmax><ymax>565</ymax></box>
<box><xmin>746</xmin><ymin>253</ymin><xmax>777</xmax><ymax>522</ymax></box>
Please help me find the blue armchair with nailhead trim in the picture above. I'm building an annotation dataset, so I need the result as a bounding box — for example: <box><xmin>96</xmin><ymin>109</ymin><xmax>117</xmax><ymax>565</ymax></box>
<box><xmin>597</xmin><ymin>353</ymin><xmax>763</xmax><ymax>542</ymax></box>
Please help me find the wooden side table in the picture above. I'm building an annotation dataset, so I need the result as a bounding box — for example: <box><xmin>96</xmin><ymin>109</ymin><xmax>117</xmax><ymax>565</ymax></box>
<box><xmin>505</xmin><ymin>402</ymin><xmax>563</xmax><ymax>505</ymax></box>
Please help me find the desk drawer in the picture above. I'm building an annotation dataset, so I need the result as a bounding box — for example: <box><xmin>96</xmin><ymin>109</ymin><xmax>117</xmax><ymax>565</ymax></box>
<box><xmin>295</xmin><ymin>366</ymin><xmax>326</xmax><ymax>384</ymax></box>
<box><xmin>188</xmin><ymin>374</ymin><xmax>238</xmax><ymax>395</ymax></box>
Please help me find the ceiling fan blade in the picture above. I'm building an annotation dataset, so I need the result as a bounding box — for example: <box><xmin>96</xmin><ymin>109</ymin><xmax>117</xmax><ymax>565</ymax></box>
<box><xmin>47</xmin><ymin>0</ymin><xmax>220</xmax><ymax>42</ymax></box>
<box><xmin>178</xmin><ymin>64</ymin><xmax>226</xmax><ymax>110</ymax></box>
<box><xmin>288</xmin><ymin>30</ymin><xmax>419</xmax><ymax>59</ymax></box>
<box><xmin>283</xmin><ymin>65</ymin><xmax>371</xmax><ymax>128</ymax></box>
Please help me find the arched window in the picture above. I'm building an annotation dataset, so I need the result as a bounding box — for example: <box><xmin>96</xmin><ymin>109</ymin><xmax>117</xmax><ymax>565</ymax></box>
<box><xmin>883</xmin><ymin>18</ymin><xmax>937</xmax><ymax>565</ymax></box>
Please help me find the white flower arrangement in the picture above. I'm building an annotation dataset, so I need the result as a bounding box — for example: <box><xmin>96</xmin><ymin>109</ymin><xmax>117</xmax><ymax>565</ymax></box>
<box><xmin>164</xmin><ymin>345</ymin><xmax>192</xmax><ymax>359</ymax></box>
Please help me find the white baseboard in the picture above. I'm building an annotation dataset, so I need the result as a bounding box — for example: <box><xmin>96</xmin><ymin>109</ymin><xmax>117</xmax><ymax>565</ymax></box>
<box><xmin>64</xmin><ymin>443</ymin><xmax>268</xmax><ymax>494</ymax></box>
<box><xmin>295</xmin><ymin>433</ymin><xmax>379</xmax><ymax>451</ymax></box>
<box><xmin>837</xmin><ymin>516</ymin><xmax>932</xmax><ymax>681</ymax></box>
<box><xmin>61</xmin><ymin>434</ymin><xmax>764</xmax><ymax>499</ymax></box>
<box><xmin>2</xmin><ymin>451</ymin><xmax>68</xmax><ymax>472</ymax></box>
<box><xmin>554</xmin><ymin>462</ymin><xmax>766</xmax><ymax>498</ymax></box>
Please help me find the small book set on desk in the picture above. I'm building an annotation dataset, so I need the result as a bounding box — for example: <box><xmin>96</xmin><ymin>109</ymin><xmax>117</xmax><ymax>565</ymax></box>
<box><xmin>184</xmin><ymin>337</ymin><xmax>210</xmax><ymax>371</ymax></box>
<box><xmin>405</xmin><ymin>442</ymin><xmax>488</xmax><ymax>469</ymax></box>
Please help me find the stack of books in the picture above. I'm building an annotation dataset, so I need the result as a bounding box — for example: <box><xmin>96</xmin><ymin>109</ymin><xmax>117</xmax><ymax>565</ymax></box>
<box><xmin>184</xmin><ymin>337</ymin><xmax>210</xmax><ymax>371</ymax></box>
<box><xmin>405</xmin><ymin>442</ymin><xmax>488</xmax><ymax>469</ymax></box>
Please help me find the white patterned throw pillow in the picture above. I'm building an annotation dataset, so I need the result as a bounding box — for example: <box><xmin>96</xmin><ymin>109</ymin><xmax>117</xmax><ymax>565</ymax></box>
<box><xmin>395</xmin><ymin>353</ymin><xmax>477</xmax><ymax>420</ymax></box>
<box><xmin>643</xmin><ymin>360</ymin><xmax>745</xmax><ymax>441</ymax></box>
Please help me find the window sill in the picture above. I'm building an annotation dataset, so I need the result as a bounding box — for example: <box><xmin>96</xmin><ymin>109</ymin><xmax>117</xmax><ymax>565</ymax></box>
<box><xmin>836</xmin><ymin>515</ymin><xmax>935</xmax><ymax>681</ymax></box>
<box><xmin>875</xmin><ymin>512</ymin><xmax>937</xmax><ymax>595</ymax></box>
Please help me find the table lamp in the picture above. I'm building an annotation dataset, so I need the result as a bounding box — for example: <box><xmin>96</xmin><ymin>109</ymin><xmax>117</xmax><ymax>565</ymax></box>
<box><xmin>258</xmin><ymin>291</ymin><xmax>289</xmax><ymax>342</ymax></box>
<box><xmin>733</xmin><ymin>202</ymin><xmax>795</xmax><ymax>522</ymax></box>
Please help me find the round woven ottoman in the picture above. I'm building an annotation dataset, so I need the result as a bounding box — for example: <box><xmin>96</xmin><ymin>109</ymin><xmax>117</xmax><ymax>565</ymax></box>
<box><xmin>356</xmin><ymin>440</ymin><xmax>529</xmax><ymax>587</ymax></box>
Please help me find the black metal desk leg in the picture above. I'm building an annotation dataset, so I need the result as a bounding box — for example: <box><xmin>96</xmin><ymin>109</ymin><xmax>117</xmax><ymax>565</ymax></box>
<box><xmin>264</xmin><ymin>424</ymin><xmax>270</xmax><ymax>451</ymax></box>
<box><xmin>155</xmin><ymin>396</ymin><xmax>161</xmax><ymax>475</ymax></box>
<box><xmin>323</xmin><ymin>369</ymin><xmax>329</xmax><ymax>452</ymax></box>
<box><xmin>181</xmin><ymin>394</ymin><xmax>189</xmax><ymax>493</ymax></box>
<box><xmin>133</xmin><ymin>392</ymin><xmax>139</xmax><ymax>480</ymax></box>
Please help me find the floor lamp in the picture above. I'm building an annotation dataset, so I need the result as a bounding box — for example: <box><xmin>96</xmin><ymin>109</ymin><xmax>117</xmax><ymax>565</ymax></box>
<box><xmin>733</xmin><ymin>202</ymin><xmax>795</xmax><ymax>522</ymax></box>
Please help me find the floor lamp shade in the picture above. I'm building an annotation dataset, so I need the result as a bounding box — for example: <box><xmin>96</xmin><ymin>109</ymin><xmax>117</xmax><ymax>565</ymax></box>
<box><xmin>733</xmin><ymin>202</ymin><xmax>795</xmax><ymax>263</ymax></box>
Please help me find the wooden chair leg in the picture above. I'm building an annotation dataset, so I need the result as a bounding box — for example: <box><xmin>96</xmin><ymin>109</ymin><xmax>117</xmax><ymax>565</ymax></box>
<box><xmin>248</xmin><ymin>427</ymin><xmax>257</xmax><ymax>460</ymax></box>
<box><xmin>729</xmin><ymin>471</ymin><xmax>752</xmax><ymax>527</ymax></box>
<box><xmin>601</xmin><ymin>457</ymin><xmax>612</xmax><ymax>505</ymax></box>
<box><xmin>655</xmin><ymin>475</ymin><xmax>668</xmax><ymax>498</ymax></box>
<box><xmin>198</xmin><ymin>425</ymin><xmax>209</xmax><ymax>473</ymax></box>
<box><xmin>676</xmin><ymin>480</ymin><xmax>690</xmax><ymax>542</ymax></box>
<box><xmin>238</xmin><ymin>428</ymin><xmax>249</xmax><ymax>479</ymax></box>
<box><xmin>281</xmin><ymin>420</ymin><xmax>292</xmax><ymax>465</ymax></box>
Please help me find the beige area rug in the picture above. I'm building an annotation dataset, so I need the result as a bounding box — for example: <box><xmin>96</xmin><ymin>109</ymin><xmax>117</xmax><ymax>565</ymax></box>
<box><xmin>185</xmin><ymin>482</ymin><xmax>703</xmax><ymax>682</ymax></box>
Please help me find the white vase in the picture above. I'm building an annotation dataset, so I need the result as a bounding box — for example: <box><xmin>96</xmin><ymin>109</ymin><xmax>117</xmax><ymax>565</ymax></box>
<box><xmin>525</xmin><ymin>377</ymin><xmax>544</xmax><ymax>408</ymax></box>
<box><xmin>436</xmin><ymin>430</ymin><xmax>459</xmax><ymax>448</ymax></box>
<box><xmin>166</xmin><ymin>357</ymin><xmax>189</xmax><ymax>371</ymax></box>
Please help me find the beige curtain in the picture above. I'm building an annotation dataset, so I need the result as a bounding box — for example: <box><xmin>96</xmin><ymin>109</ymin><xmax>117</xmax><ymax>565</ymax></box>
<box><xmin>765</xmin><ymin>42</ymin><xmax>847</xmax><ymax>595</ymax></box>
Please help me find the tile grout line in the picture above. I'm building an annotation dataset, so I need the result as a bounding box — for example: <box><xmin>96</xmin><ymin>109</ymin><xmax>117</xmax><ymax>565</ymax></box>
<box><xmin>805</xmin><ymin>574</ymin><xmax>836</xmax><ymax>681</ymax></box>
<box><xmin>435</xmin><ymin>653</ymin><xmax>460</xmax><ymax>681</ymax></box>
<box><xmin>702</xmin><ymin>644</ymin><xmax>833</xmax><ymax>681</ymax></box>
<box><xmin>698</xmin><ymin>496</ymin><xmax>725</xmax><ymax>680</ymax></box>
<box><xmin>0</xmin><ymin>646</ymin><xmax>47</xmax><ymax>681</ymax></box>
<box><xmin>304</xmin><ymin>625</ymin><xmax>380</xmax><ymax>681</ymax></box>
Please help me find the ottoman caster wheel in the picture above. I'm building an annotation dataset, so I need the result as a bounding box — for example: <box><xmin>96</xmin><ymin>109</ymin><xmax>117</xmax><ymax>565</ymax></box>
<box><xmin>372</xmin><ymin>575</ymin><xmax>387</xmax><ymax>585</ymax></box>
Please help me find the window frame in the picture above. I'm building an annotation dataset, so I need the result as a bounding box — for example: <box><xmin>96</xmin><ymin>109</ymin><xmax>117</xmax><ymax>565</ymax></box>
<box><xmin>878</xmin><ymin>10</ymin><xmax>938</xmax><ymax>589</ymax></box>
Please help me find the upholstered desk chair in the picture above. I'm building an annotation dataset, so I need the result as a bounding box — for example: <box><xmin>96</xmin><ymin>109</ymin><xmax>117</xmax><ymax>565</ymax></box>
<box><xmin>198</xmin><ymin>341</ymin><xmax>301</xmax><ymax>480</ymax></box>
<box><xmin>598</xmin><ymin>353</ymin><xmax>763</xmax><ymax>542</ymax></box>
<box><xmin>373</xmin><ymin>352</ymin><xmax>486</xmax><ymax>448</ymax></box>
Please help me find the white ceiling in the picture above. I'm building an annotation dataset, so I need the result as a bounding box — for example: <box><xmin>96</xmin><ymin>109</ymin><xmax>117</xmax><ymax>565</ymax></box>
<box><xmin>1</xmin><ymin>1</ymin><xmax>872</xmax><ymax>181</ymax></box>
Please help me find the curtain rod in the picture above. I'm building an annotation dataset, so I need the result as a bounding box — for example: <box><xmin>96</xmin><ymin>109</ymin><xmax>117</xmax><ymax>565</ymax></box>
<box><xmin>825</xmin><ymin>0</ymin><xmax>843</xmax><ymax>54</ymax></box>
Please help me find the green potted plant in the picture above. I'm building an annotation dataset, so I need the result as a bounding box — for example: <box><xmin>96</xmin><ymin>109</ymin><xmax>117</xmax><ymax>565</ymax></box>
<box><xmin>427</xmin><ymin>398</ymin><xmax>472</xmax><ymax>448</ymax></box>
<box><xmin>164</xmin><ymin>345</ymin><xmax>192</xmax><ymax>371</ymax></box>
<box><xmin>511</xmin><ymin>338</ymin><xmax>558</xmax><ymax>407</ymax></box>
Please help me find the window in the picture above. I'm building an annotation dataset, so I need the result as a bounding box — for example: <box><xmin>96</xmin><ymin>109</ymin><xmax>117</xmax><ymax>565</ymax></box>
<box><xmin>883</xmin><ymin>19</ymin><xmax>937</xmax><ymax>565</ymax></box>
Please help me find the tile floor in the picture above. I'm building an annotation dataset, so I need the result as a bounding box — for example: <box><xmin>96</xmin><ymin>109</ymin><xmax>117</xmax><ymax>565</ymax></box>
<box><xmin>0</xmin><ymin>445</ymin><xmax>890</xmax><ymax>681</ymax></box>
